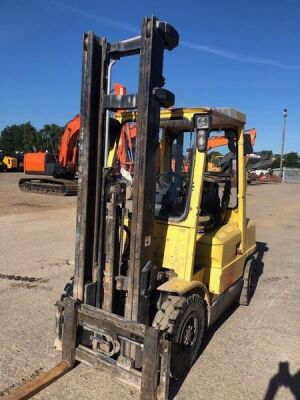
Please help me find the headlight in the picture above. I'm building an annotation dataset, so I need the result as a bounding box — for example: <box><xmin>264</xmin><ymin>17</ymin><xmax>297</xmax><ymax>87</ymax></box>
<box><xmin>196</xmin><ymin>129</ymin><xmax>208</xmax><ymax>151</ymax></box>
<box><xmin>194</xmin><ymin>114</ymin><xmax>211</xmax><ymax>129</ymax></box>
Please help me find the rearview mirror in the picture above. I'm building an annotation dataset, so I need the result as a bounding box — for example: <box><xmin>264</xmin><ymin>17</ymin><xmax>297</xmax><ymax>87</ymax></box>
<box><xmin>244</xmin><ymin>133</ymin><xmax>253</xmax><ymax>155</ymax></box>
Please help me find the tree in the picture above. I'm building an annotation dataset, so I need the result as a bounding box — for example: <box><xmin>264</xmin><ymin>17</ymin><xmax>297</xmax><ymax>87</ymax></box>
<box><xmin>0</xmin><ymin>122</ymin><xmax>65</xmax><ymax>154</ymax></box>
<box><xmin>207</xmin><ymin>150</ymin><xmax>223</xmax><ymax>161</ymax></box>
<box><xmin>272</xmin><ymin>154</ymin><xmax>281</xmax><ymax>168</ymax></box>
<box><xmin>284</xmin><ymin>152</ymin><xmax>300</xmax><ymax>168</ymax></box>
<box><xmin>271</xmin><ymin>152</ymin><xmax>300</xmax><ymax>169</ymax></box>
<box><xmin>38</xmin><ymin>124</ymin><xmax>64</xmax><ymax>153</ymax></box>
<box><xmin>259</xmin><ymin>150</ymin><xmax>273</xmax><ymax>156</ymax></box>
<box><xmin>0</xmin><ymin>122</ymin><xmax>37</xmax><ymax>153</ymax></box>
<box><xmin>23</xmin><ymin>122</ymin><xmax>39</xmax><ymax>152</ymax></box>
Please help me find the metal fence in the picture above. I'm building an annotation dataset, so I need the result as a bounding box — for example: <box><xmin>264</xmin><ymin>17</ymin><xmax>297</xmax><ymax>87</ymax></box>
<box><xmin>273</xmin><ymin>168</ymin><xmax>300</xmax><ymax>182</ymax></box>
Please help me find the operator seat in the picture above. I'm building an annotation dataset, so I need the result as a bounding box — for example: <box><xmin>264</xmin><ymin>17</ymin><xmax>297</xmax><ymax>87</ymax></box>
<box><xmin>199</xmin><ymin>181</ymin><xmax>222</xmax><ymax>230</ymax></box>
<box><xmin>200</xmin><ymin>151</ymin><xmax>235</xmax><ymax>231</ymax></box>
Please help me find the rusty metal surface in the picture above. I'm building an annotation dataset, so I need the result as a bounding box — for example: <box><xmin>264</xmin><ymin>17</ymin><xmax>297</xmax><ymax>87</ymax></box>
<box><xmin>78</xmin><ymin>303</ymin><xmax>145</xmax><ymax>337</ymax></box>
<box><xmin>73</xmin><ymin>32</ymin><xmax>106</xmax><ymax>302</ymax></box>
<box><xmin>102</xmin><ymin>182</ymin><xmax>126</xmax><ymax>313</ymax></box>
<box><xmin>140</xmin><ymin>327</ymin><xmax>161</xmax><ymax>400</ymax></box>
<box><xmin>75</xmin><ymin>345</ymin><xmax>141</xmax><ymax>390</ymax></box>
<box><xmin>102</xmin><ymin>193</ymin><xmax>118</xmax><ymax>312</ymax></box>
<box><xmin>3</xmin><ymin>361</ymin><xmax>71</xmax><ymax>400</ymax></box>
<box><xmin>156</xmin><ymin>339</ymin><xmax>171</xmax><ymax>400</ymax></box>
<box><xmin>62</xmin><ymin>297</ymin><xmax>79</xmax><ymax>365</ymax></box>
<box><xmin>126</xmin><ymin>16</ymin><xmax>178</xmax><ymax>325</ymax></box>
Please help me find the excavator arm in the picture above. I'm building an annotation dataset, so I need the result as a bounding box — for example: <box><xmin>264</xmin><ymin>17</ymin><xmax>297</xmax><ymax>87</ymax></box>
<box><xmin>208</xmin><ymin>128</ymin><xmax>256</xmax><ymax>150</ymax></box>
<box><xmin>57</xmin><ymin>115</ymin><xmax>80</xmax><ymax>170</ymax></box>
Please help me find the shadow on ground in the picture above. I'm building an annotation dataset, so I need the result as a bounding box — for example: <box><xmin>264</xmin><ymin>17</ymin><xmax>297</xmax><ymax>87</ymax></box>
<box><xmin>169</xmin><ymin>241</ymin><xmax>268</xmax><ymax>399</ymax></box>
<box><xmin>250</xmin><ymin>241</ymin><xmax>268</xmax><ymax>299</ymax></box>
<box><xmin>264</xmin><ymin>362</ymin><xmax>300</xmax><ymax>400</ymax></box>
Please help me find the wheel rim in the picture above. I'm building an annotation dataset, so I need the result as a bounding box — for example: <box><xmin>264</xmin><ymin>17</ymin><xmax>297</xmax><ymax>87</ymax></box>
<box><xmin>179</xmin><ymin>312</ymin><xmax>199</xmax><ymax>354</ymax></box>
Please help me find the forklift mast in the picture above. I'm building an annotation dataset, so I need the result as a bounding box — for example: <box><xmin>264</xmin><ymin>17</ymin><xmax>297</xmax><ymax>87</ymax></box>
<box><xmin>61</xmin><ymin>15</ymin><xmax>179</xmax><ymax>399</ymax></box>
<box><xmin>74</xmin><ymin>15</ymin><xmax>178</xmax><ymax>310</ymax></box>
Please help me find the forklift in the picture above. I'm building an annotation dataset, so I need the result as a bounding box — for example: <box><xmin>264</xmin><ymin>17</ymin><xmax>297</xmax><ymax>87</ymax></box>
<box><xmin>6</xmin><ymin>16</ymin><xmax>256</xmax><ymax>400</ymax></box>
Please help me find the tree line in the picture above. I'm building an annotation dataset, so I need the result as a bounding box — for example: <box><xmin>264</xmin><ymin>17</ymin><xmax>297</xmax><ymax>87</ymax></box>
<box><xmin>249</xmin><ymin>150</ymin><xmax>300</xmax><ymax>168</ymax></box>
<box><xmin>205</xmin><ymin>149</ymin><xmax>300</xmax><ymax>169</ymax></box>
<box><xmin>0</xmin><ymin>122</ymin><xmax>300</xmax><ymax>168</ymax></box>
<box><xmin>0</xmin><ymin>122</ymin><xmax>64</xmax><ymax>154</ymax></box>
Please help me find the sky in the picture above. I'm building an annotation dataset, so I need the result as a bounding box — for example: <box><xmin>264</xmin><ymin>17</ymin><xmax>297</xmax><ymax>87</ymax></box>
<box><xmin>0</xmin><ymin>0</ymin><xmax>299</xmax><ymax>153</ymax></box>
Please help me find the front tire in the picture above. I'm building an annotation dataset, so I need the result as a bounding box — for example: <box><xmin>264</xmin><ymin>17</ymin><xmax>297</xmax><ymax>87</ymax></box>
<box><xmin>153</xmin><ymin>294</ymin><xmax>206</xmax><ymax>379</ymax></box>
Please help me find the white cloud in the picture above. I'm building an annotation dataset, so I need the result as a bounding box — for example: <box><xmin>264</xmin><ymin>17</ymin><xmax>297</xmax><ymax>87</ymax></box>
<box><xmin>51</xmin><ymin>0</ymin><xmax>139</xmax><ymax>34</ymax></box>
<box><xmin>52</xmin><ymin>2</ymin><xmax>300</xmax><ymax>71</ymax></box>
<box><xmin>181</xmin><ymin>40</ymin><xmax>300</xmax><ymax>71</ymax></box>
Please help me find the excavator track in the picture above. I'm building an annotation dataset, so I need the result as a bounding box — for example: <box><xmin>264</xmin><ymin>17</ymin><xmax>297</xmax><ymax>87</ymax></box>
<box><xmin>18</xmin><ymin>178</ymin><xmax>78</xmax><ymax>196</ymax></box>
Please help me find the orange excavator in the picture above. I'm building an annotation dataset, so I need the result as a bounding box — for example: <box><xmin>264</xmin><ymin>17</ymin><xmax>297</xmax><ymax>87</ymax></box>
<box><xmin>18</xmin><ymin>84</ymin><xmax>133</xmax><ymax>196</ymax></box>
<box><xmin>116</xmin><ymin>123</ymin><xmax>136</xmax><ymax>173</ymax></box>
<box><xmin>208</xmin><ymin>128</ymin><xmax>256</xmax><ymax>150</ymax></box>
<box><xmin>19</xmin><ymin>114</ymin><xmax>81</xmax><ymax>195</ymax></box>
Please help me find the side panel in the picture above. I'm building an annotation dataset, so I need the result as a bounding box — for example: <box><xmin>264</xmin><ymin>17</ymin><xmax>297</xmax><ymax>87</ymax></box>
<box><xmin>195</xmin><ymin>221</ymin><xmax>256</xmax><ymax>294</ymax></box>
<box><xmin>152</xmin><ymin>149</ymin><xmax>206</xmax><ymax>282</ymax></box>
<box><xmin>152</xmin><ymin>223</ymin><xmax>194</xmax><ymax>281</ymax></box>
<box><xmin>24</xmin><ymin>153</ymin><xmax>47</xmax><ymax>174</ymax></box>
<box><xmin>153</xmin><ymin>218</ymin><xmax>256</xmax><ymax>295</ymax></box>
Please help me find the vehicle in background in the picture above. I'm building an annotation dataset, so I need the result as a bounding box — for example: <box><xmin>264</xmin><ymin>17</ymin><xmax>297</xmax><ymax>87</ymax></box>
<box><xmin>0</xmin><ymin>152</ymin><xmax>18</xmax><ymax>172</ymax></box>
<box><xmin>247</xmin><ymin>152</ymin><xmax>280</xmax><ymax>183</ymax></box>
<box><xmin>18</xmin><ymin>85</ymin><xmax>132</xmax><ymax>196</ymax></box>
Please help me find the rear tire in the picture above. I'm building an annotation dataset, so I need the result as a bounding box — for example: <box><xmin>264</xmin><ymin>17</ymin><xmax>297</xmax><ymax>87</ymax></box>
<box><xmin>153</xmin><ymin>294</ymin><xmax>206</xmax><ymax>379</ymax></box>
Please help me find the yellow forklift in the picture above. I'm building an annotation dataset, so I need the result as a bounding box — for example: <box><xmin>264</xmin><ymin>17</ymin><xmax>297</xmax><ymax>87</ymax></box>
<box><xmin>6</xmin><ymin>16</ymin><xmax>256</xmax><ymax>400</ymax></box>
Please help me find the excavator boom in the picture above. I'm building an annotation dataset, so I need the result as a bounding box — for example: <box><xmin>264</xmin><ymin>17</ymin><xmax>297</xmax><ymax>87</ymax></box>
<box><xmin>58</xmin><ymin>115</ymin><xmax>80</xmax><ymax>168</ymax></box>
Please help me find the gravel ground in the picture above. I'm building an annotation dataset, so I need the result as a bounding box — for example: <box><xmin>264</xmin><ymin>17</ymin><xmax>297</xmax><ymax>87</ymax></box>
<box><xmin>0</xmin><ymin>173</ymin><xmax>299</xmax><ymax>400</ymax></box>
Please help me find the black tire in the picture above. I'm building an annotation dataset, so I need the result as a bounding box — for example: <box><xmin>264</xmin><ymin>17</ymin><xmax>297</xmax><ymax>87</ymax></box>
<box><xmin>239</xmin><ymin>259</ymin><xmax>253</xmax><ymax>306</ymax></box>
<box><xmin>153</xmin><ymin>294</ymin><xmax>206</xmax><ymax>379</ymax></box>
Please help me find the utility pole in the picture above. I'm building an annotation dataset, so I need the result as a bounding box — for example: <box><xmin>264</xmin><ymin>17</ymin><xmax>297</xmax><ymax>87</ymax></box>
<box><xmin>279</xmin><ymin>108</ymin><xmax>288</xmax><ymax>181</ymax></box>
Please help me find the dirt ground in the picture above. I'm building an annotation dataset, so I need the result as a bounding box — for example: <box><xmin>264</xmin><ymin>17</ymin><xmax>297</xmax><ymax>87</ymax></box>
<box><xmin>0</xmin><ymin>173</ymin><xmax>299</xmax><ymax>400</ymax></box>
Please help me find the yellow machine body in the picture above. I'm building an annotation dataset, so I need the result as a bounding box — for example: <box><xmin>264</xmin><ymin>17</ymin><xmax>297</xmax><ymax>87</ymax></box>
<box><xmin>114</xmin><ymin>107</ymin><xmax>256</xmax><ymax>306</ymax></box>
<box><xmin>3</xmin><ymin>156</ymin><xmax>18</xmax><ymax>170</ymax></box>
